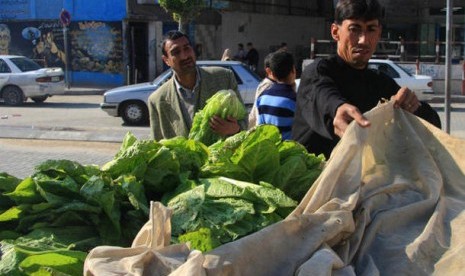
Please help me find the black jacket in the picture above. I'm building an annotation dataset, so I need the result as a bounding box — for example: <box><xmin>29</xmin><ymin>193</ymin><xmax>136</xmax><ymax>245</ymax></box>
<box><xmin>292</xmin><ymin>55</ymin><xmax>440</xmax><ymax>159</ymax></box>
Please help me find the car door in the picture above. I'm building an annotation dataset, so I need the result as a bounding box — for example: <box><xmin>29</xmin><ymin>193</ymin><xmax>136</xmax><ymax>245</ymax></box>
<box><xmin>227</xmin><ymin>64</ymin><xmax>259</xmax><ymax>106</ymax></box>
<box><xmin>0</xmin><ymin>58</ymin><xmax>11</xmax><ymax>88</ymax></box>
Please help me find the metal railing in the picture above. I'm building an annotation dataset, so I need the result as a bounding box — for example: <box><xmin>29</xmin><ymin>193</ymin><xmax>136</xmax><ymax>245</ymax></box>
<box><xmin>309</xmin><ymin>38</ymin><xmax>465</xmax><ymax>63</ymax></box>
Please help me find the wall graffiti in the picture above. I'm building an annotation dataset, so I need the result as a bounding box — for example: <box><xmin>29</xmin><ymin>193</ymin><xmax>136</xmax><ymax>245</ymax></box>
<box><xmin>0</xmin><ymin>20</ymin><xmax>123</xmax><ymax>74</ymax></box>
<box><xmin>0</xmin><ymin>20</ymin><xmax>65</xmax><ymax>68</ymax></box>
<box><xmin>69</xmin><ymin>21</ymin><xmax>123</xmax><ymax>74</ymax></box>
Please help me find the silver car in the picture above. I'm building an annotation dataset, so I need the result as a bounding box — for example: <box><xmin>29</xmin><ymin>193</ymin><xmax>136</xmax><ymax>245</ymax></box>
<box><xmin>101</xmin><ymin>60</ymin><xmax>261</xmax><ymax>125</ymax></box>
<box><xmin>0</xmin><ymin>55</ymin><xmax>65</xmax><ymax>105</ymax></box>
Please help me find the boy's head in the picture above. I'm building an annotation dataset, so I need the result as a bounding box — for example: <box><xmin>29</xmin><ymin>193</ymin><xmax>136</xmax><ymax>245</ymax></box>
<box><xmin>265</xmin><ymin>51</ymin><xmax>295</xmax><ymax>81</ymax></box>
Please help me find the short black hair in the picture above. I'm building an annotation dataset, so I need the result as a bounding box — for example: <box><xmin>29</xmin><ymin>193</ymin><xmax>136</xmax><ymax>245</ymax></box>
<box><xmin>334</xmin><ymin>0</ymin><xmax>383</xmax><ymax>25</ymax></box>
<box><xmin>267</xmin><ymin>51</ymin><xmax>294</xmax><ymax>80</ymax></box>
<box><xmin>161</xmin><ymin>30</ymin><xmax>191</xmax><ymax>56</ymax></box>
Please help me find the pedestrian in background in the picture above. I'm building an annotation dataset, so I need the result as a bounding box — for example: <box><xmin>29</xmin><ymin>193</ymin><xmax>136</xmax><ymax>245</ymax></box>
<box><xmin>245</xmin><ymin>42</ymin><xmax>259</xmax><ymax>73</ymax></box>
<box><xmin>221</xmin><ymin>48</ymin><xmax>232</xmax><ymax>61</ymax></box>
<box><xmin>147</xmin><ymin>30</ymin><xmax>245</xmax><ymax>141</ymax></box>
<box><xmin>256</xmin><ymin>50</ymin><xmax>297</xmax><ymax>140</ymax></box>
<box><xmin>279</xmin><ymin>42</ymin><xmax>288</xmax><ymax>52</ymax></box>
<box><xmin>233</xmin><ymin>43</ymin><xmax>245</xmax><ymax>62</ymax></box>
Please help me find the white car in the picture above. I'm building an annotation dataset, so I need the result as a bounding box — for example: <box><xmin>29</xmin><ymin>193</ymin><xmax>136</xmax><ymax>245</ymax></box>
<box><xmin>297</xmin><ymin>59</ymin><xmax>434</xmax><ymax>101</ymax></box>
<box><xmin>367</xmin><ymin>59</ymin><xmax>433</xmax><ymax>100</ymax></box>
<box><xmin>101</xmin><ymin>60</ymin><xmax>261</xmax><ymax>125</ymax></box>
<box><xmin>0</xmin><ymin>55</ymin><xmax>65</xmax><ymax>105</ymax></box>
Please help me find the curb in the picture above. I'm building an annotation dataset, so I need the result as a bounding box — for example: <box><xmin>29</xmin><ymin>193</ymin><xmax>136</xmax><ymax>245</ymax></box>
<box><xmin>428</xmin><ymin>95</ymin><xmax>465</xmax><ymax>104</ymax></box>
<box><xmin>64</xmin><ymin>87</ymin><xmax>112</xmax><ymax>96</ymax></box>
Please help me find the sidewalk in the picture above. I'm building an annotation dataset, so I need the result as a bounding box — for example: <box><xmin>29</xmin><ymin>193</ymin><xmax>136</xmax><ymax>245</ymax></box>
<box><xmin>63</xmin><ymin>85</ymin><xmax>465</xmax><ymax>102</ymax></box>
<box><xmin>64</xmin><ymin>86</ymin><xmax>112</xmax><ymax>95</ymax></box>
<box><xmin>428</xmin><ymin>93</ymin><xmax>465</xmax><ymax>104</ymax></box>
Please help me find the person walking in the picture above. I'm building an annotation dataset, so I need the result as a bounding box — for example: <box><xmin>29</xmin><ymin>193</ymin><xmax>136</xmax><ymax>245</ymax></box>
<box><xmin>147</xmin><ymin>30</ymin><xmax>245</xmax><ymax>141</ymax></box>
<box><xmin>292</xmin><ymin>0</ymin><xmax>440</xmax><ymax>159</ymax></box>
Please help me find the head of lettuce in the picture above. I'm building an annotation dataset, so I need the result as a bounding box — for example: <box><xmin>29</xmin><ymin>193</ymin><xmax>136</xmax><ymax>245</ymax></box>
<box><xmin>189</xmin><ymin>89</ymin><xmax>247</xmax><ymax>146</ymax></box>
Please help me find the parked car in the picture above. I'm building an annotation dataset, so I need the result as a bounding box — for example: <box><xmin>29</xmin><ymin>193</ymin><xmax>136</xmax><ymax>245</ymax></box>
<box><xmin>0</xmin><ymin>55</ymin><xmax>65</xmax><ymax>105</ymax></box>
<box><xmin>367</xmin><ymin>59</ymin><xmax>434</xmax><ymax>100</ymax></box>
<box><xmin>101</xmin><ymin>60</ymin><xmax>261</xmax><ymax>125</ymax></box>
<box><xmin>296</xmin><ymin>59</ymin><xmax>434</xmax><ymax>101</ymax></box>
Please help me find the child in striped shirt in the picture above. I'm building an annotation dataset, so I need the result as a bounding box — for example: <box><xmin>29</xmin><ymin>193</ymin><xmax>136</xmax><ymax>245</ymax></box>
<box><xmin>256</xmin><ymin>50</ymin><xmax>297</xmax><ymax>140</ymax></box>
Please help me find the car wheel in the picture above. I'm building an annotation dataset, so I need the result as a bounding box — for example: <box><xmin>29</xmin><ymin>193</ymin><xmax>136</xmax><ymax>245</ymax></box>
<box><xmin>121</xmin><ymin>101</ymin><xmax>148</xmax><ymax>125</ymax></box>
<box><xmin>2</xmin><ymin>86</ymin><xmax>25</xmax><ymax>106</ymax></box>
<box><xmin>31</xmin><ymin>95</ymin><xmax>48</xmax><ymax>103</ymax></box>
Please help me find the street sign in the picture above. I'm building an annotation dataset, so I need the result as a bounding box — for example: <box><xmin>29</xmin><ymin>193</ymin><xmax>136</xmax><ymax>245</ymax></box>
<box><xmin>60</xmin><ymin>9</ymin><xmax>71</xmax><ymax>27</ymax></box>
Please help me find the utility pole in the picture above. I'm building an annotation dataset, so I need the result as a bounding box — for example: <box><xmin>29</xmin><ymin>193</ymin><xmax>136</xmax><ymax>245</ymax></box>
<box><xmin>444</xmin><ymin>0</ymin><xmax>453</xmax><ymax>133</ymax></box>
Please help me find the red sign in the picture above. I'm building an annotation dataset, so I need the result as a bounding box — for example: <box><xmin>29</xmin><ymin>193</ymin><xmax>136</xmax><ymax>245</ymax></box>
<box><xmin>60</xmin><ymin>9</ymin><xmax>71</xmax><ymax>26</ymax></box>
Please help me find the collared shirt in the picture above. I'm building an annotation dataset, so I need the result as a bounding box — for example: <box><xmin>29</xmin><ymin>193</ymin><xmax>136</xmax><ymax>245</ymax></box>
<box><xmin>174</xmin><ymin>67</ymin><xmax>201</xmax><ymax>128</ymax></box>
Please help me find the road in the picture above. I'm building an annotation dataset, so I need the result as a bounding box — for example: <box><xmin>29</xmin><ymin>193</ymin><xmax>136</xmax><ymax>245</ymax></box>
<box><xmin>0</xmin><ymin>95</ymin><xmax>150</xmax><ymax>178</ymax></box>
<box><xmin>0</xmin><ymin>94</ymin><xmax>151</xmax><ymax>142</ymax></box>
<box><xmin>1</xmin><ymin>94</ymin><xmax>465</xmax><ymax>179</ymax></box>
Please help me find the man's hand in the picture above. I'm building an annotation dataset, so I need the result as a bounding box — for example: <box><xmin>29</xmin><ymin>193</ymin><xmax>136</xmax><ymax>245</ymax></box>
<box><xmin>209</xmin><ymin>115</ymin><xmax>240</xmax><ymax>136</ymax></box>
<box><xmin>333</xmin><ymin>103</ymin><xmax>371</xmax><ymax>138</ymax></box>
<box><xmin>391</xmin><ymin>87</ymin><xmax>420</xmax><ymax>113</ymax></box>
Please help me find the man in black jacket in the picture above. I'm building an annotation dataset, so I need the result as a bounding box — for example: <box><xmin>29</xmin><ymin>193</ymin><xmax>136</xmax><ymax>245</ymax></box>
<box><xmin>292</xmin><ymin>0</ymin><xmax>440</xmax><ymax>159</ymax></box>
<box><xmin>245</xmin><ymin>42</ymin><xmax>259</xmax><ymax>73</ymax></box>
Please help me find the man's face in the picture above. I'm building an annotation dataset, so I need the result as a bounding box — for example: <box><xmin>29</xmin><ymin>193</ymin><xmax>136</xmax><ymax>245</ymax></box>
<box><xmin>162</xmin><ymin>36</ymin><xmax>196</xmax><ymax>75</ymax></box>
<box><xmin>0</xmin><ymin>30</ymin><xmax>10</xmax><ymax>54</ymax></box>
<box><xmin>331</xmin><ymin>19</ymin><xmax>381</xmax><ymax>69</ymax></box>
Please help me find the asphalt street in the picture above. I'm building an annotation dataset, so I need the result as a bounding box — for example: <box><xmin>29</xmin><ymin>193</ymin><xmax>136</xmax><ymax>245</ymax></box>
<box><xmin>1</xmin><ymin>88</ymin><xmax>465</xmax><ymax>179</ymax></box>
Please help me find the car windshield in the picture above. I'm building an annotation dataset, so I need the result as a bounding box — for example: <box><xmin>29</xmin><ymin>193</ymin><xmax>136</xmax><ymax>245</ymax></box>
<box><xmin>241</xmin><ymin>64</ymin><xmax>261</xmax><ymax>81</ymax></box>
<box><xmin>392</xmin><ymin>62</ymin><xmax>413</xmax><ymax>77</ymax></box>
<box><xmin>151</xmin><ymin>70</ymin><xmax>172</xmax><ymax>85</ymax></box>
<box><xmin>10</xmin><ymin>57</ymin><xmax>42</xmax><ymax>72</ymax></box>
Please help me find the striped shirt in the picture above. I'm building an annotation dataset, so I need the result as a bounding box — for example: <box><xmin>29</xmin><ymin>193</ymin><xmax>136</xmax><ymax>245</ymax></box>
<box><xmin>256</xmin><ymin>83</ymin><xmax>296</xmax><ymax>140</ymax></box>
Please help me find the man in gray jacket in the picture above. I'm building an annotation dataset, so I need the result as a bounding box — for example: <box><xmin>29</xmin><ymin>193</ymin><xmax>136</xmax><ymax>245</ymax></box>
<box><xmin>148</xmin><ymin>30</ymin><xmax>244</xmax><ymax>141</ymax></box>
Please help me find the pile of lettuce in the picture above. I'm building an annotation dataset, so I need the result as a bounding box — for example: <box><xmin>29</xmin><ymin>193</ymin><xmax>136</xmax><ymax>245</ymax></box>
<box><xmin>189</xmin><ymin>89</ymin><xmax>247</xmax><ymax>146</ymax></box>
<box><xmin>0</xmin><ymin>125</ymin><xmax>324</xmax><ymax>275</ymax></box>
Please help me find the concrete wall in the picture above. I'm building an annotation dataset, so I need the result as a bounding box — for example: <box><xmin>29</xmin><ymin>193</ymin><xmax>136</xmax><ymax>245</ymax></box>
<box><xmin>222</xmin><ymin>12</ymin><xmax>327</xmax><ymax>75</ymax></box>
<box><xmin>193</xmin><ymin>12</ymin><xmax>327</xmax><ymax>76</ymax></box>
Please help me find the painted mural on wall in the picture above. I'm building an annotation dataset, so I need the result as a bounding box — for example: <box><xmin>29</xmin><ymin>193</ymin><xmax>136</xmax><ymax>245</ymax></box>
<box><xmin>0</xmin><ymin>20</ymin><xmax>123</xmax><ymax>74</ymax></box>
<box><xmin>0</xmin><ymin>20</ymin><xmax>65</xmax><ymax>68</ymax></box>
<box><xmin>69</xmin><ymin>21</ymin><xmax>123</xmax><ymax>74</ymax></box>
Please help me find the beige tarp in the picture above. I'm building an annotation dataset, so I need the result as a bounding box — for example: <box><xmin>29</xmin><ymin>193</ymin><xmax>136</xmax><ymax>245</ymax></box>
<box><xmin>84</xmin><ymin>101</ymin><xmax>465</xmax><ymax>275</ymax></box>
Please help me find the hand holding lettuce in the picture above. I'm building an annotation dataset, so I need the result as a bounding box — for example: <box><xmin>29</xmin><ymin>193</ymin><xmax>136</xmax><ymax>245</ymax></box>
<box><xmin>189</xmin><ymin>89</ymin><xmax>247</xmax><ymax>146</ymax></box>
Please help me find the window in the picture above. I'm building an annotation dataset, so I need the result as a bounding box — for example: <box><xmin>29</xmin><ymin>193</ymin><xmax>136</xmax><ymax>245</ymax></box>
<box><xmin>0</xmin><ymin>59</ymin><xmax>11</xmax><ymax>73</ymax></box>
<box><xmin>10</xmin><ymin>57</ymin><xmax>41</xmax><ymax>72</ymax></box>
<box><xmin>369</xmin><ymin>63</ymin><xmax>400</xmax><ymax>78</ymax></box>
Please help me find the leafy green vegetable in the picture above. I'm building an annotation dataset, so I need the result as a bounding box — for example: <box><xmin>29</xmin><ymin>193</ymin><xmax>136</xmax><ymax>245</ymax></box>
<box><xmin>201</xmin><ymin>125</ymin><xmax>325</xmax><ymax>201</ymax></box>
<box><xmin>166</xmin><ymin>177</ymin><xmax>297</xmax><ymax>251</ymax></box>
<box><xmin>178</xmin><ymin>227</ymin><xmax>221</xmax><ymax>253</ymax></box>
<box><xmin>101</xmin><ymin>139</ymin><xmax>162</xmax><ymax>179</ymax></box>
<box><xmin>189</xmin><ymin>89</ymin><xmax>247</xmax><ymax>146</ymax></box>
<box><xmin>0</xmin><ymin>127</ymin><xmax>325</xmax><ymax>272</ymax></box>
